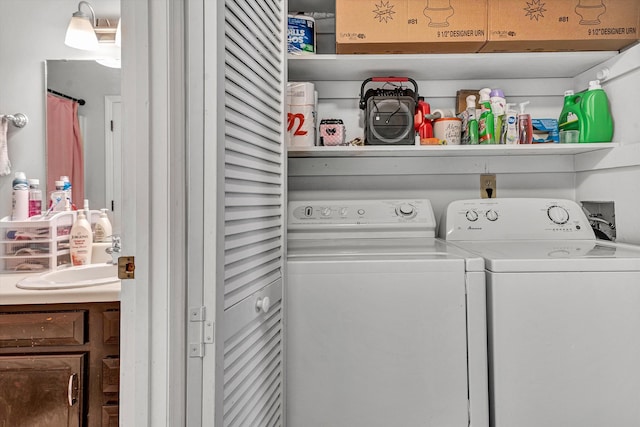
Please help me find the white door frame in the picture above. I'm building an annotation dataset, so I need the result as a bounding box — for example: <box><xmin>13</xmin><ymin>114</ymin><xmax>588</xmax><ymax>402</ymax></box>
<box><xmin>120</xmin><ymin>0</ymin><xmax>188</xmax><ymax>426</ymax></box>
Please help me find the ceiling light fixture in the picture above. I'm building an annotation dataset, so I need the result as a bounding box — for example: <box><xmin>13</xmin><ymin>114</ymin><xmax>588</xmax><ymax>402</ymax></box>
<box><xmin>65</xmin><ymin>1</ymin><xmax>99</xmax><ymax>51</ymax></box>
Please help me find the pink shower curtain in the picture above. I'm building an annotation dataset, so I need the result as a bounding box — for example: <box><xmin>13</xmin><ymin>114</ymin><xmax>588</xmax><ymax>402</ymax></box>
<box><xmin>46</xmin><ymin>93</ymin><xmax>84</xmax><ymax>208</ymax></box>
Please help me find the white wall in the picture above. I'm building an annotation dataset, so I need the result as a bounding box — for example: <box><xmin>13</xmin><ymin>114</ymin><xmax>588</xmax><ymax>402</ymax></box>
<box><xmin>0</xmin><ymin>0</ymin><xmax>119</xmax><ymax>218</ymax></box>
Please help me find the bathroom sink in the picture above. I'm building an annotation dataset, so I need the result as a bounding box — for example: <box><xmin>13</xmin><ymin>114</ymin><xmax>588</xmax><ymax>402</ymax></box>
<box><xmin>16</xmin><ymin>264</ymin><xmax>119</xmax><ymax>290</ymax></box>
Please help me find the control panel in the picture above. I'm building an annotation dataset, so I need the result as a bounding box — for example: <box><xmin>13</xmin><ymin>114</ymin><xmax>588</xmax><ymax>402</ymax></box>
<box><xmin>288</xmin><ymin>199</ymin><xmax>436</xmax><ymax>238</ymax></box>
<box><xmin>441</xmin><ymin>198</ymin><xmax>595</xmax><ymax>241</ymax></box>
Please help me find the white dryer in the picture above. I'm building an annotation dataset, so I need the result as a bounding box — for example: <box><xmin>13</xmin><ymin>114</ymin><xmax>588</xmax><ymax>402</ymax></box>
<box><xmin>441</xmin><ymin>198</ymin><xmax>640</xmax><ymax>427</ymax></box>
<box><xmin>286</xmin><ymin>199</ymin><xmax>488</xmax><ymax>427</ymax></box>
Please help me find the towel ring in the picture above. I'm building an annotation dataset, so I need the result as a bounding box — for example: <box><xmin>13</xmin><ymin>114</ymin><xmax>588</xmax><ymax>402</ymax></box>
<box><xmin>4</xmin><ymin>113</ymin><xmax>28</xmax><ymax>128</ymax></box>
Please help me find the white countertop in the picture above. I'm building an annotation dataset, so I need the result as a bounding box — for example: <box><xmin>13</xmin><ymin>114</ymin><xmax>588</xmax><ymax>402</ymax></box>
<box><xmin>0</xmin><ymin>273</ymin><xmax>120</xmax><ymax>305</ymax></box>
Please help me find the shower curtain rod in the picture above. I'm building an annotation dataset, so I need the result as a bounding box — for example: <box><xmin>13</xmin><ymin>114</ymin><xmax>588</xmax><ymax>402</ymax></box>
<box><xmin>47</xmin><ymin>89</ymin><xmax>86</xmax><ymax>106</ymax></box>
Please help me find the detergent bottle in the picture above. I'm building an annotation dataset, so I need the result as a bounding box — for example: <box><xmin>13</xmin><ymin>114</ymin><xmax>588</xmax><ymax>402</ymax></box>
<box><xmin>478</xmin><ymin>88</ymin><xmax>495</xmax><ymax>144</ymax></box>
<box><xmin>466</xmin><ymin>95</ymin><xmax>479</xmax><ymax>144</ymax></box>
<box><xmin>579</xmin><ymin>80</ymin><xmax>613</xmax><ymax>143</ymax></box>
<box><xmin>558</xmin><ymin>90</ymin><xmax>580</xmax><ymax>132</ymax></box>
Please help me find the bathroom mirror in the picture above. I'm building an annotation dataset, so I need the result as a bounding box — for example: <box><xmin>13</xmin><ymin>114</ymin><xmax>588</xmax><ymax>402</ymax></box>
<box><xmin>45</xmin><ymin>60</ymin><xmax>121</xmax><ymax>227</ymax></box>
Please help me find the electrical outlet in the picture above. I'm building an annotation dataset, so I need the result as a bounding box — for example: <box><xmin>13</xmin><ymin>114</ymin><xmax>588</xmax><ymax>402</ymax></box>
<box><xmin>480</xmin><ymin>174</ymin><xmax>496</xmax><ymax>199</ymax></box>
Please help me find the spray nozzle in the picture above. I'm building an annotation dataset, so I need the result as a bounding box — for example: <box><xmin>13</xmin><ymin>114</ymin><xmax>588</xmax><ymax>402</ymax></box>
<box><xmin>466</xmin><ymin>95</ymin><xmax>477</xmax><ymax>109</ymax></box>
<box><xmin>519</xmin><ymin>101</ymin><xmax>530</xmax><ymax>115</ymax></box>
<box><xmin>479</xmin><ymin>88</ymin><xmax>492</xmax><ymax>102</ymax></box>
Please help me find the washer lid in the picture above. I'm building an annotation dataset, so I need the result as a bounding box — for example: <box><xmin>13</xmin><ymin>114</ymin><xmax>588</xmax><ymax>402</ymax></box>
<box><xmin>454</xmin><ymin>240</ymin><xmax>640</xmax><ymax>272</ymax></box>
<box><xmin>288</xmin><ymin>237</ymin><xmax>485</xmax><ymax>271</ymax></box>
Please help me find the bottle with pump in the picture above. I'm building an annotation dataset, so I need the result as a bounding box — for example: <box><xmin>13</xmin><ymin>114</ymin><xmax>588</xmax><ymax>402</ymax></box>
<box><xmin>478</xmin><ymin>88</ymin><xmax>495</xmax><ymax>144</ymax></box>
<box><xmin>504</xmin><ymin>103</ymin><xmax>519</xmax><ymax>145</ymax></box>
<box><xmin>95</xmin><ymin>209</ymin><xmax>113</xmax><ymax>243</ymax></box>
<box><xmin>490</xmin><ymin>89</ymin><xmax>506</xmax><ymax>144</ymax></box>
<box><xmin>50</xmin><ymin>180</ymin><xmax>66</xmax><ymax>212</ymax></box>
<box><xmin>517</xmin><ymin>101</ymin><xmax>533</xmax><ymax>144</ymax></box>
<box><xmin>579</xmin><ymin>80</ymin><xmax>613</xmax><ymax>143</ymax></box>
<box><xmin>70</xmin><ymin>211</ymin><xmax>93</xmax><ymax>266</ymax></box>
<box><xmin>28</xmin><ymin>179</ymin><xmax>42</xmax><ymax>217</ymax></box>
<box><xmin>11</xmin><ymin>172</ymin><xmax>29</xmax><ymax>221</ymax></box>
<box><xmin>466</xmin><ymin>95</ymin><xmax>479</xmax><ymax>144</ymax></box>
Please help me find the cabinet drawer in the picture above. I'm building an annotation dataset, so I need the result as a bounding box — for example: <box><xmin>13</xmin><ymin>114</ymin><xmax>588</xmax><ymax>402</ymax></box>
<box><xmin>102</xmin><ymin>405</ymin><xmax>119</xmax><ymax>427</ymax></box>
<box><xmin>0</xmin><ymin>311</ymin><xmax>86</xmax><ymax>347</ymax></box>
<box><xmin>102</xmin><ymin>310</ymin><xmax>120</xmax><ymax>344</ymax></box>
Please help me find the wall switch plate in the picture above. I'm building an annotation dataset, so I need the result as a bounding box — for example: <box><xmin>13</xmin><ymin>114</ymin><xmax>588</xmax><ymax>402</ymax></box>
<box><xmin>480</xmin><ymin>174</ymin><xmax>496</xmax><ymax>199</ymax></box>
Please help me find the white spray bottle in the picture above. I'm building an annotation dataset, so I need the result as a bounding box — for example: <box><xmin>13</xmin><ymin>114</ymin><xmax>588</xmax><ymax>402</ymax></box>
<box><xmin>504</xmin><ymin>103</ymin><xmax>518</xmax><ymax>145</ymax></box>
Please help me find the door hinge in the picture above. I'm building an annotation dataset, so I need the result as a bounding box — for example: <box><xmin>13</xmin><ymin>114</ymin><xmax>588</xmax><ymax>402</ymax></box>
<box><xmin>189</xmin><ymin>306</ymin><xmax>214</xmax><ymax>358</ymax></box>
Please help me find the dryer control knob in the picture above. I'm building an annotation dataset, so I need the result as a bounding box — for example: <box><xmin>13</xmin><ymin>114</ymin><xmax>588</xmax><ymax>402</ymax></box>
<box><xmin>321</xmin><ymin>207</ymin><xmax>332</xmax><ymax>217</ymax></box>
<box><xmin>396</xmin><ymin>204</ymin><xmax>415</xmax><ymax>217</ymax></box>
<box><xmin>547</xmin><ymin>205</ymin><xmax>569</xmax><ymax>224</ymax></box>
<box><xmin>486</xmin><ymin>210</ymin><xmax>499</xmax><ymax>221</ymax></box>
<box><xmin>465</xmin><ymin>210</ymin><xmax>479</xmax><ymax>221</ymax></box>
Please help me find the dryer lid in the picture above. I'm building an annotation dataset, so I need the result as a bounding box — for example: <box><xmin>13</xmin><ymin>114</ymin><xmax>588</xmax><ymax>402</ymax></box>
<box><xmin>454</xmin><ymin>240</ymin><xmax>640</xmax><ymax>272</ymax></box>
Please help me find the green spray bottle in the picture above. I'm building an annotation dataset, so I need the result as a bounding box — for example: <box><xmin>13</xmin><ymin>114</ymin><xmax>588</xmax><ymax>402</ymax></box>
<box><xmin>465</xmin><ymin>95</ymin><xmax>479</xmax><ymax>144</ymax></box>
<box><xmin>478</xmin><ymin>88</ymin><xmax>495</xmax><ymax>144</ymax></box>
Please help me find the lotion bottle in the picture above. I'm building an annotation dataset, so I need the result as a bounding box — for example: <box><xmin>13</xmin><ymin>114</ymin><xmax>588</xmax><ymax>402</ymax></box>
<box><xmin>70</xmin><ymin>211</ymin><xmax>93</xmax><ymax>266</ymax></box>
<box><xmin>94</xmin><ymin>209</ymin><xmax>113</xmax><ymax>243</ymax></box>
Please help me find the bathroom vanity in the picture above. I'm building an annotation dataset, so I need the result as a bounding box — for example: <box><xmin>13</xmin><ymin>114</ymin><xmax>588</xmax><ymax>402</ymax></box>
<box><xmin>0</xmin><ymin>275</ymin><xmax>120</xmax><ymax>427</ymax></box>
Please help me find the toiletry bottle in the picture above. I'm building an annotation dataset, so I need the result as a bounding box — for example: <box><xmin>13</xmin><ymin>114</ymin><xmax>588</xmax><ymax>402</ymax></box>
<box><xmin>466</xmin><ymin>95</ymin><xmax>479</xmax><ymax>144</ymax></box>
<box><xmin>490</xmin><ymin>89</ymin><xmax>506</xmax><ymax>144</ymax></box>
<box><xmin>504</xmin><ymin>103</ymin><xmax>519</xmax><ymax>145</ymax></box>
<box><xmin>70</xmin><ymin>211</ymin><xmax>93</xmax><ymax>266</ymax></box>
<box><xmin>517</xmin><ymin>101</ymin><xmax>533</xmax><ymax>144</ymax></box>
<box><xmin>11</xmin><ymin>172</ymin><xmax>29</xmax><ymax>221</ymax></box>
<box><xmin>95</xmin><ymin>209</ymin><xmax>113</xmax><ymax>243</ymax></box>
<box><xmin>60</xmin><ymin>175</ymin><xmax>75</xmax><ymax>209</ymax></box>
<box><xmin>51</xmin><ymin>180</ymin><xmax>66</xmax><ymax>211</ymax></box>
<box><xmin>478</xmin><ymin>88</ymin><xmax>495</xmax><ymax>144</ymax></box>
<box><xmin>579</xmin><ymin>80</ymin><xmax>613</xmax><ymax>143</ymax></box>
<box><xmin>28</xmin><ymin>178</ymin><xmax>42</xmax><ymax>217</ymax></box>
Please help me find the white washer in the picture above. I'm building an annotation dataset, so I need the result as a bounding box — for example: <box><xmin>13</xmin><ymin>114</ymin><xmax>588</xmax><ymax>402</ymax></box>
<box><xmin>286</xmin><ymin>199</ymin><xmax>488</xmax><ymax>427</ymax></box>
<box><xmin>440</xmin><ymin>198</ymin><xmax>640</xmax><ymax>427</ymax></box>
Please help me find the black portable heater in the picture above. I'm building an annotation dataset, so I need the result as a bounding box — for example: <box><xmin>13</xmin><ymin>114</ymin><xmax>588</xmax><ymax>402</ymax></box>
<box><xmin>359</xmin><ymin>77</ymin><xmax>419</xmax><ymax>145</ymax></box>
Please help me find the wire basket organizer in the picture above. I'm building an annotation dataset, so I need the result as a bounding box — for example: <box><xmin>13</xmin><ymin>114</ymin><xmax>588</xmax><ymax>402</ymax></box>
<box><xmin>0</xmin><ymin>211</ymin><xmax>101</xmax><ymax>274</ymax></box>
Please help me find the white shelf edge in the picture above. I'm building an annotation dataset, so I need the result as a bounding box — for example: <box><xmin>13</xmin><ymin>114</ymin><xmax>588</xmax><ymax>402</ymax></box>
<box><xmin>288</xmin><ymin>143</ymin><xmax>618</xmax><ymax>158</ymax></box>
<box><xmin>288</xmin><ymin>51</ymin><xmax>619</xmax><ymax>81</ymax></box>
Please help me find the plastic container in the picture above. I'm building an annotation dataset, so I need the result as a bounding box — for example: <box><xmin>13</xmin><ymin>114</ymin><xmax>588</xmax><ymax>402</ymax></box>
<box><xmin>466</xmin><ymin>95</ymin><xmax>479</xmax><ymax>145</ymax></box>
<box><xmin>560</xmin><ymin>130</ymin><xmax>580</xmax><ymax>143</ymax></box>
<box><xmin>504</xmin><ymin>103</ymin><xmax>518</xmax><ymax>145</ymax></box>
<box><xmin>490</xmin><ymin>89</ymin><xmax>506</xmax><ymax>143</ymax></box>
<box><xmin>28</xmin><ymin>179</ymin><xmax>42</xmax><ymax>217</ymax></box>
<box><xmin>11</xmin><ymin>172</ymin><xmax>29</xmax><ymax>221</ymax></box>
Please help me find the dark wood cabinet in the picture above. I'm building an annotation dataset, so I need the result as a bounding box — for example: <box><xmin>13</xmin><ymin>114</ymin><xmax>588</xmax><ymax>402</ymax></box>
<box><xmin>0</xmin><ymin>302</ymin><xmax>120</xmax><ymax>427</ymax></box>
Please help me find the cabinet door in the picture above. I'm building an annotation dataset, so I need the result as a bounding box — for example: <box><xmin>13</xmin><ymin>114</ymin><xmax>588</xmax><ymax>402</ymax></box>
<box><xmin>204</xmin><ymin>0</ymin><xmax>287</xmax><ymax>425</ymax></box>
<box><xmin>0</xmin><ymin>354</ymin><xmax>84</xmax><ymax>427</ymax></box>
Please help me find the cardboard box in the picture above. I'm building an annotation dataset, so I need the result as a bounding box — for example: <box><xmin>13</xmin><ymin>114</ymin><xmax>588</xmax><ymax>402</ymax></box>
<box><xmin>482</xmin><ymin>0</ymin><xmax>640</xmax><ymax>52</ymax></box>
<box><xmin>336</xmin><ymin>0</ymin><xmax>488</xmax><ymax>54</ymax></box>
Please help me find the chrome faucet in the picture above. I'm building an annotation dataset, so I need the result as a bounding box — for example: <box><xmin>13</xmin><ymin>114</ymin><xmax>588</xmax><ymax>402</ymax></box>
<box><xmin>105</xmin><ymin>235</ymin><xmax>121</xmax><ymax>265</ymax></box>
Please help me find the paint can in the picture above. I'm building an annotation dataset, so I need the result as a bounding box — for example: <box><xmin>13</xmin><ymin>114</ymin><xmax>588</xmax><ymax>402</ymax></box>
<box><xmin>288</xmin><ymin>14</ymin><xmax>316</xmax><ymax>55</ymax></box>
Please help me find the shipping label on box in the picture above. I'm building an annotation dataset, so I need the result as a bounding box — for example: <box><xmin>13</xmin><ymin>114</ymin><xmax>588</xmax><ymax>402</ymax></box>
<box><xmin>482</xmin><ymin>0</ymin><xmax>640</xmax><ymax>52</ymax></box>
<box><xmin>336</xmin><ymin>0</ymin><xmax>488</xmax><ymax>54</ymax></box>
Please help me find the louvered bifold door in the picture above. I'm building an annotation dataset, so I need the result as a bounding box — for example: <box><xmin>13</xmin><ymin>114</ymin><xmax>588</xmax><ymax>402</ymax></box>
<box><xmin>221</xmin><ymin>0</ymin><xmax>285</xmax><ymax>426</ymax></box>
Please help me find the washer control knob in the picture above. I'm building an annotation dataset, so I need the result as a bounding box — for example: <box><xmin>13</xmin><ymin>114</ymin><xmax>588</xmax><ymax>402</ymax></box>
<box><xmin>339</xmin><ymin>207</ymin><xmax>348</xmax><ymax>216</ymax></box>
<box><xmin>321</xmin><ymin>207</ymin><xmax>332</xmax><ymax>217</ymax></box>
<box><xmin>547</xmin><ymin>205</ymin><xmax>569</xmax><ymax>224</ymax></box>
<box><xmin>396</xmin><ymin>204</ymin><xmax>415</xmax><ymax>217</ymax></box>
<box><xmin>465</xmin><ymin>210</ymin><xmax>479</xmax><ymax>222</ymax></box>
<box><xmin>485</xmin><ymin>209</ymin><xmax>499</xmax><ymax>221</ymax></box>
